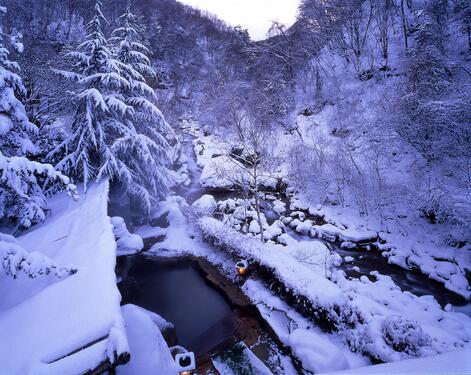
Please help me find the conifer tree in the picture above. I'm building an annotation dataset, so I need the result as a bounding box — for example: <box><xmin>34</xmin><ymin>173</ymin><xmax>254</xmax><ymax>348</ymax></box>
<box><xmin>52</xmin><ymin>1</ymin><xmax>173</xmax><ymax>214</ymax></box>
<box><xmin>110</xmin><ymin>2</ymin><xmax>174</xmax><ymax>212</ymax></box>
<box><xmin>0</xmin><ymin>5</ymin><xmax>75</xmax><ymax>230</ymax></box>
<box><xmin>51</xmin><ymin>0</ymin><xmax>133</xmax><ymax>191</ymax></box>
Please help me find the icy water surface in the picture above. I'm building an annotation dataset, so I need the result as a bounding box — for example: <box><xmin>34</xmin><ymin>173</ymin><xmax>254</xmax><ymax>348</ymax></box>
<box><xmin>117</xmin><ymin>256</ymin><xmax>237</xmax><ymax>353</ymax></box>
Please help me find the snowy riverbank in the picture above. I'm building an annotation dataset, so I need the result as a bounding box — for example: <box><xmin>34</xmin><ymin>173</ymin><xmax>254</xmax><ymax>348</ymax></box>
<box><xmin>134</xmin><ymin>120</ymin><xmax>471</xmax><ymax>373</ymax></box>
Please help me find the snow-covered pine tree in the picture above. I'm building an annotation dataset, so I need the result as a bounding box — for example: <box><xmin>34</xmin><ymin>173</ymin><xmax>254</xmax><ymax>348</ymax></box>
<box><xmin>0</xmin><ymin>5</ymin><xmax>76</xmax><ymax>230</ymax></box>
<box><xmin>0</xmin><ymin>8</ymin><xmax>37</xmax><ymax>158</ymax></box>
<box><xmin>0</xmin><ymin>151</ymin><xmax>77</xmax><ymax>229</ymax></box>
<box><xmin>51</xmin><ymin>0</ymin><xmax>134</xmax><ymax>191</ymax></box>
<box><xmin>110</xmin><ymin>2</ymin><xmax>174</xmax><ymax>213</ymax></box>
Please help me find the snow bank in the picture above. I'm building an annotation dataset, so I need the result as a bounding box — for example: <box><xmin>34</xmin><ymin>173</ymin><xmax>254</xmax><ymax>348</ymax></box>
<box><xmin>118</xmin><ymin>305</ymin><xmax>176</xmax><ymax>375</ymax></box>
<box><xmin>297</xmin><ymin>198</ymin><xmax>471</xmax><ymax>300</ymax></box>
<box><xmin>289</xmin><ymin>329</ymin><xmax>349</xmax><ymax>373</ymax></box>
<box><xmin>200</xmin><ymin>217</ymin><xmax>471</xmax><ymax>363</ymax></box>
<box><xmin>199</xmin><ymin>217</ymin><xmax>344</xmax><ymax>308</ymax></box>
<box><xmin>0</xmin><ymin>181</ymin><xmax>129</xmax><ymax>374</ymax></box>
<box><xmin>325</xmin><ymin>349</ymin><xmax>471</xmax><ymax>375</ymax></box>
<box><xmin>124</xmin><ymin>304</ymin><xmax>175</xmax><ymax>334</ymax></box>
<box><xmin>243</xmin><ymin>280</ymin><xmax>369</xmax><ymax>374</ymax></box>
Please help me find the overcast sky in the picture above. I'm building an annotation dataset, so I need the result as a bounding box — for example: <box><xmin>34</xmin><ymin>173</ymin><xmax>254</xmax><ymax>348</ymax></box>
<box><xmin>178</xmin><ymin>0</ymin><xmax>300</xmax><ymax>40</ymax></box>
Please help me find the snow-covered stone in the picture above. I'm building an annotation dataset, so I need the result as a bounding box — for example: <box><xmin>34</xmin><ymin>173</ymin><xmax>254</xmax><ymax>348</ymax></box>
<box><xmin>192</xmin><ymin>194</ymin><xmax>217</xmax><ymax>216</ymax></box>
<box><xmin>249</xmin><ymin>219</ymin><xmax>261</xmax><ymax>234</ymax></box>
<box><xmin>273</xmin><ymin>200</ymin><xmax>287</xmax><ymax>214</ymax></box>
<box><xmin>339</xmin><ymin>228</ymin><xmax>378</xmax><ymax>244</ymax></box>
<box><xmin>111</xmin><ymin>216</ymin><xmax>144</xmax><ymax>256</ymax></box>
<box><xmin>296</xmin><ymin>219</ymin><xmax>313</xmax><ymax>235</ymax></box>
<box><xmin>264</xmin><ymin>221</ymin><xmax>283</xmax><ymax>240</ymax></box>
<box><xmin>314</xmin><ymin>224</ymin><xmax>342</xmax><ymax>241</ymax></box>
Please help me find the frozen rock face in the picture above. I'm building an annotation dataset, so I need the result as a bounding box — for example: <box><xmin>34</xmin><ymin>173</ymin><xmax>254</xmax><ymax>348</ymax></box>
<box><xmin>192</xmin><ymin>194</ymin><xmax>217</xmax><ymax>216</ymax></box>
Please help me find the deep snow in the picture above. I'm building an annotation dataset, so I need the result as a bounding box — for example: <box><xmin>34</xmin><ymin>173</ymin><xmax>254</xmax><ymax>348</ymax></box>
<box><xmin>0</xmin><ymin>181</ymin><xmax>128</xmax><ymax>374</ymax></box>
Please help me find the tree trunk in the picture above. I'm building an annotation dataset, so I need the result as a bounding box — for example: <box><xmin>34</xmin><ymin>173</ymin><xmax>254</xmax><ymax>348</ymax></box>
<box><xmin>401</xmin><ymin>0</ymin><xmax>408</xmax><ymax>50</ymax></box>
<box><xmin>253</xmin><ymin>166</ymin><xmax>265</xmax><ymax>243</ymax></box>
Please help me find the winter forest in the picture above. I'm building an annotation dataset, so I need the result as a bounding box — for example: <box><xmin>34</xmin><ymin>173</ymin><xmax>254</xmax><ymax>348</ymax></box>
<box><xmin>0</xmin><ymin>0</ymin><xmax>470</xmax><ymax>373</ymax></box>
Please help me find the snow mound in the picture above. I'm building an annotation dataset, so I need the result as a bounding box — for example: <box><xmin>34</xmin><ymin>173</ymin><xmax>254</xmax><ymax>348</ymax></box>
<box><xmin>325</xmin><ymin>349</ymin><xmax>471</xmax><ymax>375</ymax></box>
<box><xmin>192</xmin><ymin>194</ymin><xmax>217</xmax><ymax>216</ymax></box>
<box><xmin>111</xmin><ymin>216</ymin><xmax>143</xmax><ymax>256</ymax></box>
<box><xmin>289</xmin><ymin>328</ymin><xmax>349</xmax><ymax>373</ymax></box>
<box><xmin>0</xmin><ymin>181</ymin><xmax>129</xmax><ymax>374</ymax></box>
<box><xmin>118</xmin><ymin>304</ymin><xmax>176</xmax><ymax>375</ymax></box>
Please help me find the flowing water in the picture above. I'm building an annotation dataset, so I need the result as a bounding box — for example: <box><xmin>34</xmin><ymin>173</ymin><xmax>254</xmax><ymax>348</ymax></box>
<box><xmin>284</xmin><ymin>226</ymin><xmax>470</xmax><ymax>311</ymax></box>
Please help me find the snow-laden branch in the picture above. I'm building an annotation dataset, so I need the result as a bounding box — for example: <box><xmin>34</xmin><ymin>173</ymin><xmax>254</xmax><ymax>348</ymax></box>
<box><xmin>0</xmin><ymin>151</ymin><xmax>78</xmax><ymax>200</ymax></box>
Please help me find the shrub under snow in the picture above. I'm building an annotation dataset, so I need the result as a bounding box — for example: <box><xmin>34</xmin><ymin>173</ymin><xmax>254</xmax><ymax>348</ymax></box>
<box><xmin>382</xmin><ymin>316</ymin><xmax>432</xmax><ymax>357</ymax></box>
<box><xmin>0</xmin><ymin>233</ymin><xmax>77</xmax><ymax>279</ymax></box>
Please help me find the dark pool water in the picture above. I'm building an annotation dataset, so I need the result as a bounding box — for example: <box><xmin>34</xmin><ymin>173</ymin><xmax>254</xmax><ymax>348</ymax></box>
<box><xmin>117</xmin><ymin>256</ymin><xmax>236</xmax><ymax>353</ymax></box>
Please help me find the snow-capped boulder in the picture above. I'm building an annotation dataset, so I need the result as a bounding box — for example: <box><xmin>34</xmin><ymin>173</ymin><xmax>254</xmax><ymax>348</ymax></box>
<box><xmin>273</xmin><ymin>199</ymin><xmax>286</xmax><ymax>214</ymax></box>
<box><xmin>192</xmin><ymin>194</ymin><xmax>217</xmax><ymax>216</ymax></box>
<box><xmin>264</xmin><ymin>221</ymin><xmax>284</xmax><ymax>240</ymax></box>
<box><xmin>296</xmin><ymin>219</ymin><xmax>313</xmax><ymax>235</ymax></box>
<box><xmin>344</xmin><ymin>256</ymin><xmax>354</xmax><ymax>263</ymax></box>
<box><xmin>249</xmin><ymin>219</ymin><xmax>261</xmax><ymax>234</ymax></box>
<box><xmin>290</xmin><ymin>211</ymin><xmax>306</xmax><ymax>221</ymax></box>
<box><xmin>111</xmin><ymin>216</ymin><xmax>144</xmax><ymax>256</ymax></box>
<box><xmin>339</xmin><ymin>228</ymin><xmax>378</xmax><ymax>244</ymax></box>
